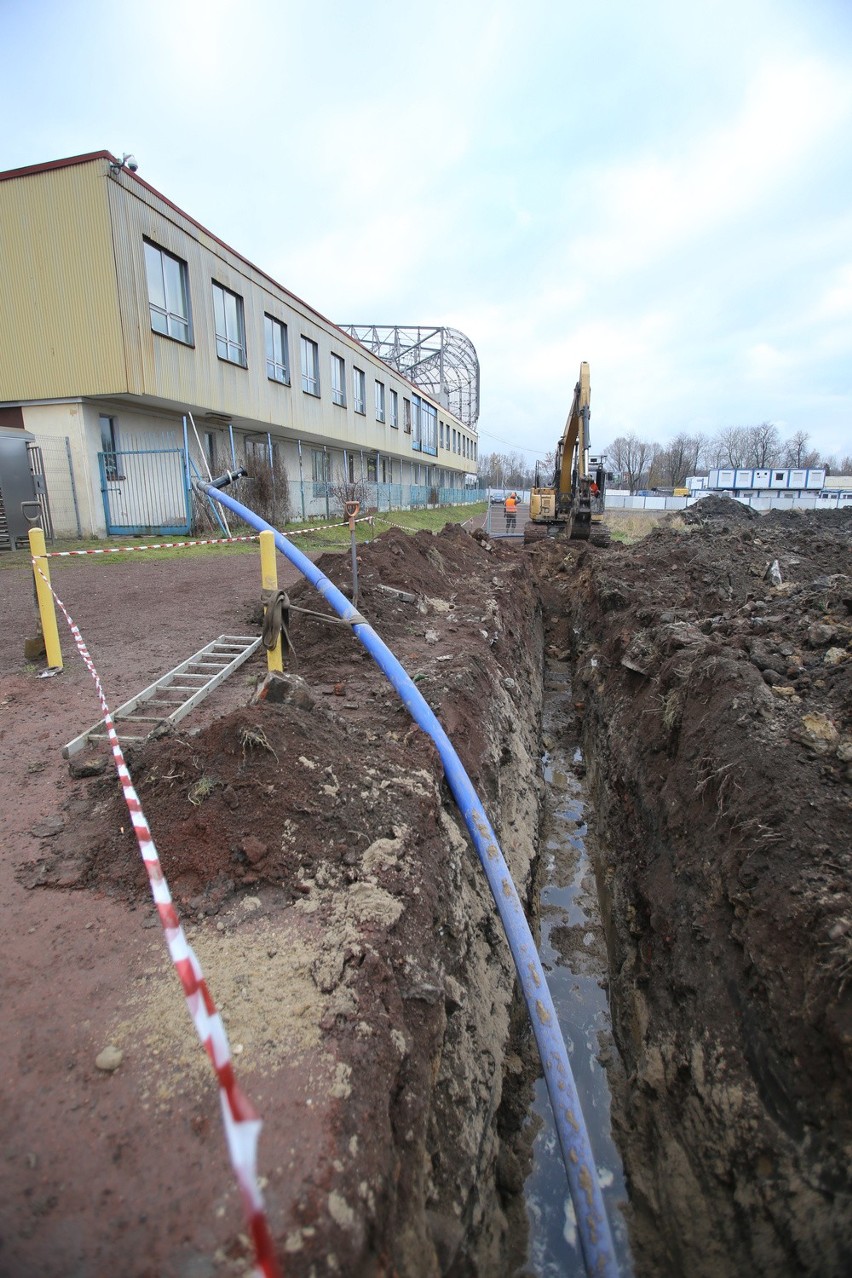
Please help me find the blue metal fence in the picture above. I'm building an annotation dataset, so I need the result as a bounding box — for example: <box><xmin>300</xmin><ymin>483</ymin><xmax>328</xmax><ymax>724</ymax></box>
<box><xmin>99</xmin><ymin>448</ymin><xmax>192</xmax><ymax>535</ymax></box>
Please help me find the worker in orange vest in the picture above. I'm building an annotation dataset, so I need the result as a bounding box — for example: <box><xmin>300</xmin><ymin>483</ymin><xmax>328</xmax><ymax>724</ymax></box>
<box><xmin>504</xmin><ymin>492</ymin><xmax>518</xmax><ymax>531</ymax></box>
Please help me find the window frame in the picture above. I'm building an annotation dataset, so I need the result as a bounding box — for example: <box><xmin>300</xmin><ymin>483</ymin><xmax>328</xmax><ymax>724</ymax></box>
<box><xmin>411</xmin><ymin>394</ymin><xmax>422</xmax><ymax>451</ymax></box>
<box><xmin>374</xmin><ymin>379</ymin><xmax>386</xmax><ymax>423</ymax></box>
<box><xmin>353</xmin><ymin>367</ymin><xmax>366</xmax><ymax>415</ymax></box>
<box><xmin>331</xmin><ymin>353</ymin><xmax>346</xmax><ymax>406</ymax></box>
<box><xmin>389</xmin><ymin>389</ymin><xmax>399</xmax><ymax>429</ymax></box>
<box><xmin>403</xmin><ymin>397</ymin><xmax>412</xmax><ymax>434</ymax></box>
<box><xmin>212</xmin><ymin>281</ymin><xmax>247</xmax><ymax>367</ymax></box>
<box><xmin>143</xmin><ymin>240</ymin><xmax>192</xmax><ymax>345</ymax></box>
<box><xmin>264</xmin><ymin>314</ymin><xmax>290</xmax><ymax>385</ymax></box>
<box><xmin>311</xmin><ymin>447</ymin><xmax>329</xmax><ymax>496</ymax></box>
<box><xmin>423</xmin><ymin>402</ymin><xmax>438</xmax><ymax>455</ymax></box>
<box><xmin>301</xmin><ymin>336</ymin><xmax>320</xmax><ymax>396</ymax></box>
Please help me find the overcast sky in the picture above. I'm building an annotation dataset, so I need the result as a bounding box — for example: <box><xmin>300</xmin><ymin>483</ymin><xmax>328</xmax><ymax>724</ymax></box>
<box><xmin>4</xmin><ymin>0</ymin><xmax>852</xmax><ymax>463</ymax></box>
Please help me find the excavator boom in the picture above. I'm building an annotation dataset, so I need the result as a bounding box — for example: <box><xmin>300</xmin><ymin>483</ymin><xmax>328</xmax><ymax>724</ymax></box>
<box><xmin>527</xmin><ymin>361</ymin><xmax>603</xmax><ymax>542</ymax></box>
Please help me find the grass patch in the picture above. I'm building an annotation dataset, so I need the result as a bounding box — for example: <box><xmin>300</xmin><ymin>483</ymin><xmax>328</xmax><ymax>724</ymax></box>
<box><xmin>0</xmin><ymin>504</ymin><xmax>487</xmax><ymax>571</ymax></box>
<box><xmin>605</xmin><ymin>510</ymin><xmax>674</xmax><ymax>545</ymax></box>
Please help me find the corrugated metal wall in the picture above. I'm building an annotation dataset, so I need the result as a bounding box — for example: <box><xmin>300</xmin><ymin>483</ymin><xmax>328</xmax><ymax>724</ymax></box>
<box><xmin>0</xmin><ymin>160</ymin><xmax>127</xmax><ymax>399</ymax></box>
<box><xmin>2</xmin><ymin>155</ymin><xmax>477</xmax><ymax>483</ymax></box>
<box><xmin>105</xmin><ymin>174</ymin><xmax>476</xmax><ymax>467</ymax></box>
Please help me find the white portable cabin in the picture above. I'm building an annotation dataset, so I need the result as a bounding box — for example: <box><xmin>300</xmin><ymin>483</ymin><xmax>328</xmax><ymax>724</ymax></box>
<box><xmin>708</xmin><ymin>467</ymin><xmax>825</xmax><ymax>493</ymax></box>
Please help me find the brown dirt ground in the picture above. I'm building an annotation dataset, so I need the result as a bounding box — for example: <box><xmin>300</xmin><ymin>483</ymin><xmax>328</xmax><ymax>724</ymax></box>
<box><xmin>534</xmin><ymin>497</ymin><xmax>851</xmax><ymax>1276</ymax></box>
<box><xmin>0</xmin><ymin>524</ymin><xmax>543</xmax><ymax>1278</ymax></box>
<box><xmin>2</xmin><ymin>501</ymin><xmax>850</xmax><ymax>1277</ymax></box>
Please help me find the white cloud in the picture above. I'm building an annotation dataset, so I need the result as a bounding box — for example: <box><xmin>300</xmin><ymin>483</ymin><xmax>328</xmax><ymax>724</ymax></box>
<box><xmin>566</xmin><ymin>57</ymin><xmax>852</xmax><ymax>279</ymax></box>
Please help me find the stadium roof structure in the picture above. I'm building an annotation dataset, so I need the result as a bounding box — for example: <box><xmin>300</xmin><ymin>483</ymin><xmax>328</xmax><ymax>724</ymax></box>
<box><xmin>339</xmin><ymin>325</ymin><xmax>480</xmax><ymax>431</ymax></box>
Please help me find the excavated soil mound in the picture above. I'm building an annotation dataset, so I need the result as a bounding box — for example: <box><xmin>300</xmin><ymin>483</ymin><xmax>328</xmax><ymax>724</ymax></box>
<box><xmin>534</xmin><ymin>508</ymin><xmax>851</xmax><ymax>1276</ymax></box>
<box><xmin>17</xmin><ymin>522</ymin><xmax>546</xmax><ymax>1277</ymax></box>
<box><xmin>12</xmin><ymin>508</ymin><xmax>849</xmax><ymax>1277</ymax></box>
<box><xmin>681</xmin><ymin>493</ymin><xmax>758</xmax><ymax>525</ymax></box>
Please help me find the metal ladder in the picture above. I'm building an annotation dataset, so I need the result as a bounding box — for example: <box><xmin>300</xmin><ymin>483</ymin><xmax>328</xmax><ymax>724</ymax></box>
<box><xmin>63</xmin><ymin>634</ymin><xmax>262</xmax><ymax>757</ymax></box>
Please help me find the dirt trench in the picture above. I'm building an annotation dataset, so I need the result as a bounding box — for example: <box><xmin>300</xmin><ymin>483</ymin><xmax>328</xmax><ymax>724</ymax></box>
<box><xmin>6</xmin><ymin>507</ymin><xmax>851</xmax><ymax>1276</ymax></box>
<box><xmin>11</xmin><ymin>524</ymin><xmax>549</xmax><ymax>1277</ymax></box>
<box><xmin>533</xmin><ymin>500</ymin><xmax>851</xmax><ymax>1276</ymax></box>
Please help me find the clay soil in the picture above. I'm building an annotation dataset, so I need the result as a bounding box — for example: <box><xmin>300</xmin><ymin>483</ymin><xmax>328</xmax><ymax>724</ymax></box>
<box><xmin>1</xmin><ymin>501</ymin><xmax>850</xmax><ymax>1278</ymax></box>
<box><xmin>0</xmin><ymin>525</ymin><xmax>544</xmax><ymax>1278</ymax></box>
<box><xmin>534</xmin><ymin>498</ymin><xmax>852</xmax><ymax>1276</ymax></box>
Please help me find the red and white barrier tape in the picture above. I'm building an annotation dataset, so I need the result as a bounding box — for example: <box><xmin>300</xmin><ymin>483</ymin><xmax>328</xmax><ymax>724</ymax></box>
<box><xmin>34</xmin><ymin>562</ymin><xmax>281</xmax><ymax>1278</ymax></box>
<box><xmin>35</xmin><ymin>517</ymin><xmax>374</xmax><ymax>558</ymax></box>
<box><xmin>36</xmin><ymin>535</ymin><xmax>260</xmax><ymax>557</ymax></box>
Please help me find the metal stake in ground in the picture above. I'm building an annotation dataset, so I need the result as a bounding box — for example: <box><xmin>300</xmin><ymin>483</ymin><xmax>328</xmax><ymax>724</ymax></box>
<box><xmin>345</xmin><ymin>500</ymin><xmax>360</xmax><ymax>606</ymax></box>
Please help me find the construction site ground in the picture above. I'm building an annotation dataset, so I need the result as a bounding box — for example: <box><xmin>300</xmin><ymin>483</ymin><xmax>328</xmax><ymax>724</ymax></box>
<box><xmin>0</xmin><ymin>499</ymin><xmax>849</xmax><ymax>1276</ymax></box>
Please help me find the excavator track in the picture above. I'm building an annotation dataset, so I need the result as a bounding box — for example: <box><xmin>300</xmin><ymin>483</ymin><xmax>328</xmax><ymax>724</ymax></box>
<box><xmin>523</xmin><ymin>521</ymin><xmax>552</xmax><ymax>545</ymax></box>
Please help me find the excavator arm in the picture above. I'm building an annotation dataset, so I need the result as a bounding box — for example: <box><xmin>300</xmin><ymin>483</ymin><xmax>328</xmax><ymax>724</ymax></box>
<box><xmin>528</xmin><ymin>361</ymin><xmax>594</xmax><ymax>539</ymax></box>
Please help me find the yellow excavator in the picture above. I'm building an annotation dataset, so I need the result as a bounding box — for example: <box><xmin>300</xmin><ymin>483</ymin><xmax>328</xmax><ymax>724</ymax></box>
<box><xmin>525</xmin><ymin>361</ymin><xmax>609</xmax><ymax>545</ymax></box>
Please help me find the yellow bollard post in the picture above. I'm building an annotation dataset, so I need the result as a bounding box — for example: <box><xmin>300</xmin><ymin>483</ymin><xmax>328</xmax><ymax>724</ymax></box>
<box><xmin>28</xmin><ymin>527</ymin><xmax>63</xmax><ymax>670</ymax></box>
<box><xmin>259</xmin><ymin>530</ymin><xmax>283</xmax><ymax>673</ymax></box>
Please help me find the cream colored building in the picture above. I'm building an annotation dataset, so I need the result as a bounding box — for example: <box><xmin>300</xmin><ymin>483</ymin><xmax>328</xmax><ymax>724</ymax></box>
<box><xmin>0</xmin><ymin>150</ymin><xmax>478</xmax><ymax>536</ymax></box>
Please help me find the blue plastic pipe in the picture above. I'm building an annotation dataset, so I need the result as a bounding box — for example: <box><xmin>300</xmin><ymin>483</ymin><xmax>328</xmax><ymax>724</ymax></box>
<box><xmin>206</xmin><ymin>487</ymin><xmax>618</xmax><ymax>1277</ymax></box>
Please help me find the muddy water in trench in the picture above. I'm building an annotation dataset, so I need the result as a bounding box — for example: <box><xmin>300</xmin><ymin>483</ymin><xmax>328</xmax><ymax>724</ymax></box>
<box><xmin>520</xmin><ymin>663</ymin><xmax>634</xmax><ymax>1277</ymax></box>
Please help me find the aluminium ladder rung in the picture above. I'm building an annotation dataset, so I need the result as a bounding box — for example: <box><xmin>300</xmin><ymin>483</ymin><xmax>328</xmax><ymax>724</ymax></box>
<box><xmin>86</xmin><ymin>733</ymin><xmax>147</xmax><ymax>743</ymax></box>
<box><xmin>63</xmin><ymin>634</ymin><xmax>262</xmax><ymax>757</ymax></box>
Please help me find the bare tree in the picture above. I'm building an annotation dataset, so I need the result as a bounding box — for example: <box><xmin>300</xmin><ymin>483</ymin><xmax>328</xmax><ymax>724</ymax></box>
<box><xmin>328</xmin><ymin>469</ymin><xmax>373</xmax><ymax>516</ymax></box>
<box><xmin>605</xmin><ymin>434</ymin><xmax>654</xmax><ymax>492</ymax></box>
<box><xmin>710</xmin><ymin>423</ymin><xmax>782</xmax><ymax>469</ymax></box>
<box><xmin>782</xmin><ymin>430</ymin><xmax>811</xmax><ymax>468</ymax></box>
<box><xmin>478</xmin><ymin>451</ymin><xmax>535</xmax><ymax>490</ymax></box>
<box><xmin>655</xmin><ymin>432</ymin><xmax>707</xmax><ymax>487</ymax></box>
<box><xmin>646</xmin><ymin>443</ymin><xmax>665</xmax><ymax>489</ymax></box>
<box><xmin>746</xmin><ymin>422</ymin><xmax>782</xmax><ymax>467</ymax></box>
<box><xmin>714</xmin><ymin>426</ymin><xmax>751</xmax><ymax>468</ymax></box>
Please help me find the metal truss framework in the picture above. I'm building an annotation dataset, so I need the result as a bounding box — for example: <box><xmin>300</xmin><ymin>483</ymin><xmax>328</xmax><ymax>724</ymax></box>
<box><xmin>339</xmin><ymin>325</ymin><xmax>480</xmax><ymax>432</ymax></box>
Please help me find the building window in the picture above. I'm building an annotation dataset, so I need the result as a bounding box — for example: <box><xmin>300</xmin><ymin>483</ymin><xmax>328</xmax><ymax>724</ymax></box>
<box><xmin>353</xmin><ymin>367</ymin><xmax>366</xmax><ymax>414</ymax></box>
<box><xmin>301</xmin><ymin>336</ymin><xmax>320</xmax><ymax>395</ymax></box>
<box><xmin>264</xmin><ymin>315</ymin><xmax>289</xmax><ymax>384</ymax></box>
<box><xmin>213</xmin><ymin>283</ymin><xmax>246</xmax><ymax>366</ymax></box>
<box><xmin>375</xmin><ymin>380</ymin><xmax>385</xmax><ymax>422</ymax></box>
<box><xmin>403</xmin><ymin>398</ymin><xmax>412</xmax><ymax>434</ymax></box>
<box><xmin>99</xmin><ymin>414</ymin><xmax>120</xmax><ymax>480</ymax></box>
<box><xmin>143</xmin><ymin>241</ymin><xmax>191</xmax><ymax>343</ymax></box>
<box><xmin>311</xmin><ymin>448</ymin><xmax>329</xmax><ymax>496</ymax></box>
<box><xmin>245</xmin><ymin>437</ymin><xmax>274</xmax><ymax>466</ymax></box>
<box><xmin>389</xmin><ymin>389</ymin><xmax>399</xmax><ymax>429</ymax></box>
<box><xmin>204</xmin><ymin>431</ymin><xmax>218</xmax><ymax>471</ymax></box>
<box><xmin>367</xmin><ymin>456</ymin><xmax>378</xmax><ymax>481</ymax></box>
<box><xmin>418</xmin><ymin>399</ymin><xmax>437</xmax><ymax>455</ymax></box>
<box><xmin>440</xmin><ymin>422</ymin><xmax>444</xmax><ymax>449</ymax></box>
<box><xmin>331</xmin><ymin>353</ymin><xmax>346</xmax><ymax>406</ymax></box>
